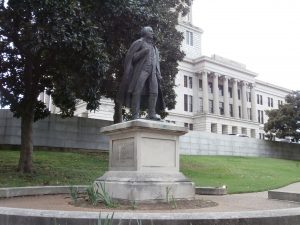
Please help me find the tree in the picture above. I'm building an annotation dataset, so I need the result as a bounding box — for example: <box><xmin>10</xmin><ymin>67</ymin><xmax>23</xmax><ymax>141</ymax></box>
<box><xmin>89</xmin><ymin>0</ymin><xmax>191</xmax><ymax>123</ymax></box>
<box><xmin>0</xmin><ymin>0</ymin><xmax>108</xmax><ymax>173</ymax></box>
<box><xmin>264</xmin><ymin>91</ymin><xmax>300</xmax><ymax>141</ymax></box>
<box><xmin>0</xmin><ymin>0</ymin><xmax>190</xmax><ymax>173</ymax></box>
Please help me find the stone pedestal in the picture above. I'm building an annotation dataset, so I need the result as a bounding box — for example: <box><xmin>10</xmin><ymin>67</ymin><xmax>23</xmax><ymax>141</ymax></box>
<box><xmin>95</xmin><ymin>119</ymin><xmax>195</xmax><ymax>202</ymax></box>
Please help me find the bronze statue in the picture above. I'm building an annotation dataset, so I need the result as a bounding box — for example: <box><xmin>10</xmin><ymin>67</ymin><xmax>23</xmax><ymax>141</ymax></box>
<box><xmin>118</xmin><ymin>26</ymin><xmax>165</xmax><ymax>120</ymax></box>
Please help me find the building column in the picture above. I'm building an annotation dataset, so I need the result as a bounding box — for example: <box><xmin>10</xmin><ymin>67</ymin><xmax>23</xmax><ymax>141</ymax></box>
<box><xmin>250</xmin><ymin>83</ymin><xmax>257</xmax><ymax>122</ymax></box>
<box><xmin>222</xmin><ymin>76</ymin><xmax>229</xmax><ymax>117</ymax></box>
<box><xmin>213</xmin><ymin>73</ymin><xmax>219</xmax><ymax>115</ymax></box>
<box><xmin>232</xmin><ymin>78</ymin><xmax>239</xmax><ymax>118</ymax></box>
<box><xmin>241</xmin><ymin>81</ymin><xmax>248</xmax><ymax>119</ymax></box>
<box><xmin>202</xmin><ymin>71</ymin><xmax>209</xmax><ymax>114</ymax></box>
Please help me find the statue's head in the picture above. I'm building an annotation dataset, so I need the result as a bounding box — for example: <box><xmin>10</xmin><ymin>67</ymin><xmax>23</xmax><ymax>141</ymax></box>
<box><xmin>141</xmin><ymin>26</ymin><xmax>154</xmax><ymax>39</ymax></box>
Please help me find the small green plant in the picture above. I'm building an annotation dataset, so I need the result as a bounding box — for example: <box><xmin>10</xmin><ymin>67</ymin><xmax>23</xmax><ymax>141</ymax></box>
<box><xmin>96</xmin><ymin>182</ymin><xmax>118</xmax><ymax>208</ymax></box>
<box><xmin>98</xmin><ymin>212</ymin><xmax>118</xmax><ymax>225</ymax></box>
<box><xmin>130</xmin><ymin>199</ymin><xmax>138</xmax><ymax>210</ymax></box>
<box><xmin>86</xmin><ymin>184</ymin><xmax>99</xmax><ymax>206</ymax></box>
<box><xmin>170</xmin><ymin>195</ymin><xmax>177</xmax><ymax>209</ymax></box>
<box><xmin>69</xmin><ymin>185</ymin><xmax>79</xmax><ymax>205</ymax></box>
<box><xmin>165</xmin><ymin>186</ymin><xmax>172</xmax><ymax>203</ymax></box>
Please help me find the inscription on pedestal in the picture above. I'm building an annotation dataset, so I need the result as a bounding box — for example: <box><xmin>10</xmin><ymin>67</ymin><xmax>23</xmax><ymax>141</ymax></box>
<box><xmin>141</xmin><ymin>137</ymin><xmax>176</xmax><ymax>168</ymax></box>
<box><xmin>111</xmin><ymin>138</ymin><xmax>135</xmax><ymax>168</ymax></box>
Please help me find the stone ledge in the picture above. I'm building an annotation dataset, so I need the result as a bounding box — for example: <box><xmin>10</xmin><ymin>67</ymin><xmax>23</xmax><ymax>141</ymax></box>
<box><xmin>0</xmin><ymin>185</ymin><xmax>87</xmax><ymax>198</ymax></box>
<box><xmin>1</xmin><ymin>206</ymin><xmax>300</xmax><ymax>225</ymax></box>
<box><xmin>100</xmin><ymin>119</ymin><xmax>188</xmax><ymax>135</ymax></box>
<box><xmin>196</xmin><ymin>186</ymin><xmax>227</xmax><ymax>195</ymax></box>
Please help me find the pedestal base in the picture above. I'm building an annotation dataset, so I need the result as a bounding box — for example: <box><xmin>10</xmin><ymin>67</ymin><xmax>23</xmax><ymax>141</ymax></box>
<box><xmin>96</xmin><ymin>119</ymin><xmax>195</xmax><ymax>202</ymax></box>
<box><xmin>95</xmin><ymin>171</ymin><xmax>195</xmax><ymax>202</ymax></box>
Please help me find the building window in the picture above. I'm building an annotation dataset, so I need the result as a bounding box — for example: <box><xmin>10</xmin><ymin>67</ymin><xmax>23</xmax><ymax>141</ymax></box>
<box><xmin>257</xmin><ymin>94</ymin><xmax>263</xmax><ymax>105</ymax></box>
<box><xmin>189</xmin><ymin>77</ymin><xmax>193</xmax><ymax>89</ymax></box>
<box><xmin>166</xmin><ymin>120</ymin><xmax>176</xmax><ymax>124</ymax></box>
<box><xmin>199</xmin><ymin>97</ymin><xmax>203</xmax><ymax>113</ymax></box>
<box><xmin>271</xmin><ymin>98</ymin><xmax>273</xmax><ymax>107</ymax></box>
<box><xmin>268</xmin><ymin>97</ymin><xmax>274</xmax><ymax>107</ymax></box>
<box><xmin>189</xmin><ymin>95</ymin><xmax>193</xmax><ymax>112</ymax></box>
<box><xmin>222</xmin><ymin>125</ymin><xmax>228</xmax><ymax>134</ymax></box>
<box><xmin>199</xmin><ymin>79</ymin><xmax>202</xmax><ymax>90</ymax></box>
<box><xmin>184</xmin><ymin>94</ymin><xmax>188</xmax><ymax>111</ymax></box>
<box><xmin>260</xmin><ymin>95</ymin><xmax>263</xmax><ymax>105</ymax></box>
<box><xmin>219</xmin><ymin>85</ymin><xmax>224</xmax><ymax>96</ymax></box>
<box><xmin>228</xmin><ymin>87</ymin><xmax>233</xmax><ymax>98</ymax></box>
<box><xmin>278</xmin><ymin>100</ymin><xmax>283</xmax><ymax>107</ymax></box>
<box><xmin>219</xmin><ymin>102</ymin><xmax>224</xmax><ymax>115</ymax></box>
<box><xmin>211</xmin><ymin>123</ymin><xmax>217</xmax><ymax>133</ymax></box>
<box><xmin>247</xmin><ymin>108</ymin><xmax>252</xmax><ymax>120</ymax></box>
<box><xmin>184</xmin><ymin>94</ymin><xmax>193</xmax><ymax>112</ymax></box>
<box><xmin>208</xmin><ymin>82</ymin><xmax>213</xmax><ymax>93</ymax></box>
<box><xmin>209</xmin><ymin>100</ymin><xmax>213</xmax><ymax>113</ymax></box>
<box><xmin>186</xmin><ymin>30</ymin><xmax>193</xmax><ymax>46</ymax></box>
<box><xmin>184</xmin><ymin>123</ymin><xmax>193</xmax><ymax>130</ymax></box>
<box><xmin>247</xmin><ymin>92</ymin><xmax>251</xmax><ymax>102</ymax></box>
<box><xmin>184</xmin><ymin>75</ymin><xmax>192</xmax><ymax>89</ymax></box>
<box><xmin>238</xmin><ymin>89</ymin><xmax>241</xmax><ymax>100</ymax></box>
<box><xmin>238</xmin><ymin>106</ymin><xmax>241</xmax><ymax>118</ymax></box>
<box><xmin>258</xmin><ymin>110</ymin><xmax>264</xmax><ymax>124</ymax></box>
<box><xmin>229</xmin><ymin>104</ymin><xmax>233</xmax><ymax>117</ymax></box>
<box><xmin>184</xmin><ymin>75</ymin><xmax>188</xmax><ymax>87</ymax></box>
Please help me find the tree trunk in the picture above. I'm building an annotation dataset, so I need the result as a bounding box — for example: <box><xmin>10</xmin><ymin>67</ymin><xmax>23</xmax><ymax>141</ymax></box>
<box><xmin>18</xmin><ymin>108</ymin><xmax>34</xmax><ymax>173</ymax></box>
<box><xmin>113</xmin><ymin>99</ymin><xmax>122</xmax><ymax>124</ymax></box>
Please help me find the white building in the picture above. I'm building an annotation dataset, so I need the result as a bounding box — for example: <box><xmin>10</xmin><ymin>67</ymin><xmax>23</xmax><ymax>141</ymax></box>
<box><xmin>48</xmin><ymin>5</ymin><xmax>291</xmax><ymax>139</ymax></box>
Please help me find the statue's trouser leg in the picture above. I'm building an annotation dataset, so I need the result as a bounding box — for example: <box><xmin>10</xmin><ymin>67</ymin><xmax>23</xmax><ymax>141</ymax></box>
<box><xmin>131</xmin><ymin>94</ymin><xmax>141</xmax><ymax>119</ymax></box>
<box><xmin>148</xmin><ymin>93</ymin><xmax>159</xmax><ymax>119</ymax></box>
<box><xmin>132</xmin><ymin>71</ymin><xmax>149</xmax><ymax>119</ymax></box>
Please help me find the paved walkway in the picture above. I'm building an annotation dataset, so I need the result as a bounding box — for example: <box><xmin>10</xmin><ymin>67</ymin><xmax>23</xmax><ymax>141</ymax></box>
<box><xmin>0</xmin><ymin>183</ymin><xmax>300</xmax><ymax>213</ymax></box>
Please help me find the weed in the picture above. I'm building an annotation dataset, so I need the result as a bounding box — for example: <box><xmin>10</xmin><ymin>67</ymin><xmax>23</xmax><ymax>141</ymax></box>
<box><xmin>95</xmin><ymin>182</ymin><xmax>118</xmax><ymax>208</ymax></box>
<box><xmin>130</xmin><ymin>199</ymin><xmax>138</xmax><ymax>210</ymax></box>
<box><xmin>86</xmin><ymin>184</ymin><xmax>99</xmax><ymax>206</ymax></box>
<box><xmin>69</xmin><ymin>185</ymin><xmax>79</xmax><ymax>205</ymax></box>
<box><xmin>170</xmin><ymin>195</ymin><xmax>177</xmax><ymax>209</ymax></box>
<box><xmin>165</xmin><ymin>186</ymin><xmax>172</xmax><ymax>203</ymax></box>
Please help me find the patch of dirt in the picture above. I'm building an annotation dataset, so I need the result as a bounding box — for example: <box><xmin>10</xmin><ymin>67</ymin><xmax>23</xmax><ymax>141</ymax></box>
<box><xmin>0</xmin><ymin>194</ymin><xmax>218</xmax><ymax>212</ymax></box>
<box><xmin>71</xmin><ymin>197</ymin><xmax>218</xmax><ymax>211</ymax></box>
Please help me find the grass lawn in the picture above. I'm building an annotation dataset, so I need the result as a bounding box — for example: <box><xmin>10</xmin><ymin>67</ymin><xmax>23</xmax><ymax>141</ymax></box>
<box><xmin>0</xmin><ymin>150</ymin><xmax>108</xmax><ymax>187</ymax></box>
<box><xmin>0</xmin><ymin>150</ymin><xmax>299</xmax><ymax>194</ymax></box>
<box><xmin>180</xmin><ymin>155</ymin><xmax>300</xmax><ymax>193</ymax></box>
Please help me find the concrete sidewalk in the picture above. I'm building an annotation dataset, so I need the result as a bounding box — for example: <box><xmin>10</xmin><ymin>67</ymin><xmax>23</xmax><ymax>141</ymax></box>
<box><xmin>268</xmin><ymin>182</ymin><xmax>300</xmax><ymax>203</ymax></box>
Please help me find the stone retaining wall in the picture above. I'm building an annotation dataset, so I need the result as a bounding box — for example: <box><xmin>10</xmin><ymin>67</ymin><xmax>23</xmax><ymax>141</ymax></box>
<box><xmin>0</xmin><ymin>109</ymin><xmax>111</xmax><ymax>151</ymax></box>
<box><xmin>1</xmin><ymin>109</ymin><xmax>299</xmax><ymax>160</ymax></box>
<box><xmin>180</xmin><ymin>131</ymin><xmax>300</xmax><ymax>160</ymax></box>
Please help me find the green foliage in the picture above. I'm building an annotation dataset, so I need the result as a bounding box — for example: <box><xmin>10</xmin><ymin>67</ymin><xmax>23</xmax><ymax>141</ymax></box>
<box><xmin>98</xmin><ymin>212</ymin><xmax>116</xmax><ymax>225</ymax></box>
<box><xmin>0</xmin><ymin>0</ymin><xmax>108</xmax><ymax>119</ymax></box>
<box><xmin>170</xmin><ymin>195</ymin><xmax>177</xmax><ymax>209</ymax></box>
<box><xmin>264</xmin><ymin>91</ymin><xmax>300</xmax><ymax>140</ymax></box>
<box><xmin>95</xmin><ymin>182</ymin><xmax>118</xmax><ymax>208</ymax></box>
<box><xmin>69</xmin><ymin>185</ymin><xmax>79</xmax><ymax>205</ymax></box>
<box><xmin>86</xmin><ymin>184</ymin><xmax>99</xmax><ymax>206</ymax></box>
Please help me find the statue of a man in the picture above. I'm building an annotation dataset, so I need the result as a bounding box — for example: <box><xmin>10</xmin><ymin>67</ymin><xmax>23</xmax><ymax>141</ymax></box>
<box><xmin>118</xmin><ymin>26</ymin><xmax>165</xmax><ymax>120</ymax></box>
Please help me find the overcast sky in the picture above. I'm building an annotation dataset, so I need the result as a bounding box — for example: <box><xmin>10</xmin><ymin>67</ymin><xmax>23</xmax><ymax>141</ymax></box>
<box><xmin>192</xmin><ymin>0</ymin><xmax>300</xmax><ymax>91</ymax></box>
